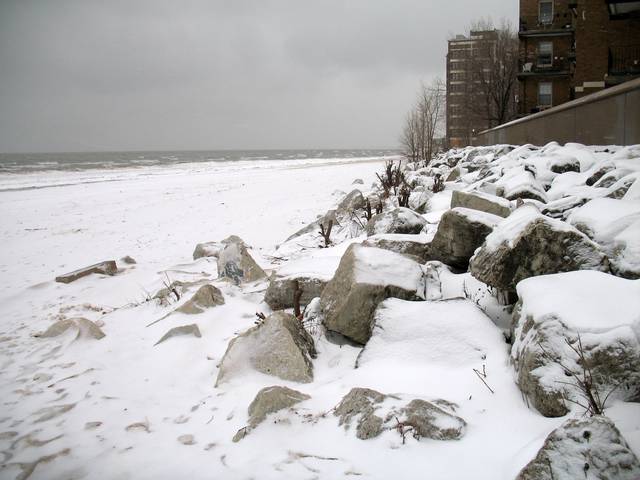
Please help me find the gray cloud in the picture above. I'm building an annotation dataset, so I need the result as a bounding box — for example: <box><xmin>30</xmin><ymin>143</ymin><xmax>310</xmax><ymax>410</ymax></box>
<box><xmin>0</xmin><ymin>0</ymin><xmax>517</xmax><ymax>152</ymax></box>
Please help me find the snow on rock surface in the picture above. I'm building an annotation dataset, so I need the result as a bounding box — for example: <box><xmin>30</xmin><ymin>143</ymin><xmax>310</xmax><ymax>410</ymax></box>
<box><xmin>470</xmin><ymin>205</ymin><xmax>609</xmax><ymax>291</ymax></box>
<box><xmin>450</xmin><ymin>190</ymin><xmax>513</xmax><ymax>217</ymax></box>
<box><xmin>320</xmin><ymin>244</ymin><xmax>426</xmax><ymax>344</ymax></box>
<box><xmin>356</xmin><ymin>298</ymin><xmax>506</xmax><ymax>368</ymax></box>
<box><xmin>567</xmin><ymin>198</ymin><xmax>640</xmax><ymax>278</ymax></box>
<box><xmin>516</xmin><ymin>415</ymin><xmax>640</xmax><ymax>480</ymax></box>
<box><xmin>365</xmin><ymin>207</ymin><xmax>427</xmax><ymax>236</ymax></box>
<box><xmin>362</xmin><ymin>233</ymin><xmax>431</xmax><ymax>262</ymax></box>
<box><xmin>512</xmin><ymin>271</ymin><xmax>640</xmax><ymax>417</ymax></box>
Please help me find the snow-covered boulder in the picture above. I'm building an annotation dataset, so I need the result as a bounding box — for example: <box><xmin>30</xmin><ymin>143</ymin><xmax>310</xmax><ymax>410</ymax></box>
<box><xmin>516</xmin><ymin>416</ymin><xmax>640</xmax><ymax>480</ymax></box>
<box><xmin>511</xmin><ymin>271</ymin><xmax>640</xmax><ymax>417</ymax></box>
<box><xmin>450</xmin><ymin>190</ymin><xmax>512</xmax><ymax>218</ymax></box>
<box><xmin>176</xmin><ymin>284</ymin><xmax>225</xmax><ymax>314</ymax></box>
<box><xmin>320</xmin><ymin>245</ymin><xmax>426</xmax><ymax>345</ymax></box>
<box><xmin>430</xmin><ymin>207</ymin><xmax>502</xmax><ymax>269</ymax></box>
<box><xmin>362</xmin><ymin>233</ymin><xmax>431</xmax><ymax>262</ymax></box>
<box><xmin>336</xmin><ymin>189</ymin><xmax>365</xmax><ymax>214</ymax></box>
<box><xmin>217</xmin><ymin>237</ymin><xmax>267</xmax><ymax>285</ymax></box>
<box><xmin>606</xmin><ymin>173</ymin><xmax>638</xmax><ymax>199</ymax></box>
<box><xmin>233</xmin><ymin>386</ymin><xmax>311</xmax><ymax>442</ymax></box>
<box><xmin>549</xmin><ymin>154</ymin><xmax>580</xmax><ymax>174</ymax></box>
<box><xmin>357</xmin><ymin>298</ymin><xmax>506</xmax><ymax>369</ymax></box>
<box><xmin>334</xmin><ymin>387</ymin><xmax>466</xmax><ymax>441</ymax></box>
<box><xmin>495</xmin><ymin>167</ymin><xmax>547</xmax><ymax>203</ymax></box>
<box><xmin>35</xmin><ymin>318</ymin><xmax>105</xmax><ymax>341</ymax></box>
<box><xmin>215</xmin><ymin>312</ymin><xmax>316</xmax><ymax>386</ymax></box>
<box><xmin>264</xmin><ymin>255</ymin><xmax>337</xmax><ymax>310</ymax></box>
<box><xmin>365</xmin><ymin>207</ymin><xmax>427</xmax><ymax>236</ymax></box>
<box><xmin>470</xmin><ymin>205</ymin><xmax>609</xmax><ymax>292</ymax></box>
<box><xmin>567</xmin><ymin>198</ymin><xmax>640</xmax><ymax>278</ymax></box>
<box><xmin>408</xmin><ymin>190</ymin><xmax>431</xmax><ymax>213</ymax></box>
<box><xmin>193</xmin><ymin>235</ymin><xmax>246</xmax><ymax>260</ymax></box>
<box><xmin>193</xmin><ymin>242</ymin><xmax>220</xmax><ymax>260</ymax></box>
<box><xmin>585</xmin><ymin>162</ymin><xmax>615</xmax><ymax>186</ymax></box>
<box><xmin>264</xmin><ymin>275</ymin><xmax>327</xmax><ymax>311</ymax></box>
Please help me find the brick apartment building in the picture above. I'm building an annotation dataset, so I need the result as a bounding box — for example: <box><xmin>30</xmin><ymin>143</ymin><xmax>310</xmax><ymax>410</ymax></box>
<box><xmin>517</xmin><ymin>0</ymin><xmax>640</xmax><ymax>116</ymax></box>
<box><xmin>446</xmin><ymin>30</ymin><xmax>500</xmax><ymax>147</ymax></box>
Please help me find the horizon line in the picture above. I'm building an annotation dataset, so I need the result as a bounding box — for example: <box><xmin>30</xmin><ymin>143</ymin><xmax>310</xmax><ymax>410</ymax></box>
<box><xmin>0</xmin><ymin>146</ymin><xmax>403</xmax><ymax>156</ymax></box>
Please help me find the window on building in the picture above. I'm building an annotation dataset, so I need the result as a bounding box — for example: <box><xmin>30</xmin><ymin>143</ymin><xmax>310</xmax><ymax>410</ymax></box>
<box><xmin>538</xmin><ymin>82</ymin><xmax>552</xmax><ymax>107</ymax></box>
<box><xmin>537</xmin><ymin>41</ymin><xmax>553</xmax><ymax>66</ymax></box>
<box><xmin>539</xmin><ymin>1</ymin><xmax>554</xmax><ymax>24</ymax></box>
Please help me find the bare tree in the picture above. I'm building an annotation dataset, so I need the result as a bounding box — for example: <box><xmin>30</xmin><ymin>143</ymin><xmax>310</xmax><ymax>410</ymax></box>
<box><xmin>400</xmin><ymin>78</ymin><xmax>445</xmax><ymax>165</ymax></box>
<box><xmin>466</xmin><ymin>19</ymin><xmax>519</xmax><ymax>128</ymax></box>
<box><xmin>400</xmin><ymin>110</ymin><xmax>420</xmax><ymax>162</ymax></box>
<box><xmin>417</xmin><ymin>78</ymin><xmax>445</xmax><ymax>164</ymax></box>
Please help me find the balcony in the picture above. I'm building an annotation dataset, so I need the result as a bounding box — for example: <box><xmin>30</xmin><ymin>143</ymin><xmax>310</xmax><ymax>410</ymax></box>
<box><xmin>519</xmin><ymin>17</ymin><xmax>574</xmax><ymax>37</ymax></box>
<box><xmin>606</xmin><ymin>0</ymin><xmax>640</xmax><ymax>19</ymax></box>
<box><xmin>608</xmin><ymin>45</ymin><xmax>640</xmax><ymax>76</ymax></box>
<box><xmin>517</xmin><ymin>57</ymin><xmax>573</xmax><ymax>78</ymax></box>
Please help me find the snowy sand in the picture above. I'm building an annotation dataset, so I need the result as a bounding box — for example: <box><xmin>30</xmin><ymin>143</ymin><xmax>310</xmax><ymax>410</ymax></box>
<box><xmin>0</xmin><ymin>152</ymin><xmax>637</xmax><ymax>480</ymax></box>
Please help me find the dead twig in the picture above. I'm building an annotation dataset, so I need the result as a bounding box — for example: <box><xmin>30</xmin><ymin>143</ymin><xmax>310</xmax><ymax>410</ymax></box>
<box><xmin>292</xmin><ymin>280</ymin><xmax>303</xmax><ymax>320</ymax></box>
<box><xmin>319</xmin><ymin>220</ymin><xmax>333</xmax><ymax>248</ymax></box>
<box><xmin>472</xmin><ymin>364</ymin><xmax>495</xmax><ymax>394</ymax></box>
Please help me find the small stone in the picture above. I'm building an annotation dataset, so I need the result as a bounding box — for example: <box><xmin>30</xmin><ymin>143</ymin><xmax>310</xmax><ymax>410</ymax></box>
<box><xmin>154</xmin><ymin>324</ymin><xmax>202</xmax><ymax>346</ymax></box>
<box><xmin>55</xmin><ymin>261</ymin><xmax>117</xmax><ymax>283</ymax></box>
<box><xmin>176</xmin><ymin>285</ymin><xmax>224</xmax><ymax>314</ymax></box>
<box><xmin>177</xmin><ymin>434</ymin><xmax>196</xmax><ymax>445</ymax></box>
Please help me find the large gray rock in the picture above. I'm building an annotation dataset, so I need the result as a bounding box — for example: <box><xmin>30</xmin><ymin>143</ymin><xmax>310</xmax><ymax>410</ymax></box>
<box><xmin>336</xmin><ymin>189</ymin><xmax>365</xmax><ymax>214</ymax></box>
<box><xmin>408</xmin><ymin>190</ymin><xmax>431</xmax><ymax>214</ymax></box>
<box><xmin>35</xmin><ymin>318</ymin><xmax>105</xmax><ymax>341</ymax></box>
<box><xmin>176</xmin><ymin>284</ymin><xmax>225</xmax><ymax>314</ymax></box>
<box><xmin>334</xmin><ymin>387</ymin><xmax>466</xmax><ymax>442</ymax></box>
<box><xmin>248</xmin><ymin>386</ymin><xmax>310</xmax><ymax>427</ymax></box>
<box><xmin>320</xmin><ymin>244</ymin><xmax>426</xmax><ymax>345</ymax></box>
<box><xmin>233</xmin><ymin>386</ymin><xmax>311</xmax><ymax>442</ymax></box>
<box><xmin>215</xmin><ymin>312</ymin><xmax>316</xmax><ymax>386</ymax></box>
<box><xmin>362</xmin><ymin>234</ymin><xmax>431</xmax><ymax>263</ymax></box>
<box><xmin>430</xmin><ymin>207</ymin><xmax>502</xmax><ymax>269</ymax></box>
<box><xmin>516</xmin><ymin>416</ymin><xmax>640</xmax><ymax>480</ymax></box>
<box><xmin>450</xmin><ymin>190</ymin><xmax>512</xmax><ymax>218</ymax></box>
<box><xmin>470</xmin><ymin>206</ymin><xmax>609</xmax><ymax>292</ymax></box>
<box><xmin>264</xmin><ymin>275</ymin><xmax>327</xmax><ymax>311</ymax></box>
<box><xmin>217</xmin><ymin>237</ymin><xmax>267</xmax><ymax>285</ymax></box>
<box><xmin>511</xmin><ymin>271</ymin><xmax>640</xmax><ymax>417</ymax></box>
<box><xmin>365</xmin><ymin>207</ymin><xmax>427</xmax><ymax>236</ymax></box>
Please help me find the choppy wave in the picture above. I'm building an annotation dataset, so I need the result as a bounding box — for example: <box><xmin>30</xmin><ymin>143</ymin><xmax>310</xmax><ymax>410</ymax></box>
<box><xmin>0</xmin><ymin>150</ymin><xmax>401</xmax><ymax>192</ymax></box>
<box><xmin>0</xmin><ymin>149</ymin><xmax>400</xmax><ymax>174</ymax></box>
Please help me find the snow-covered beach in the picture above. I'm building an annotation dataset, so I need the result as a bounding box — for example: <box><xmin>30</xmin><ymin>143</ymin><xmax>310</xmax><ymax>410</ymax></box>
<box><xmin>1</xmin><ymin>145</ymin><xmax>639</xmax><ymax>480</ymax></box>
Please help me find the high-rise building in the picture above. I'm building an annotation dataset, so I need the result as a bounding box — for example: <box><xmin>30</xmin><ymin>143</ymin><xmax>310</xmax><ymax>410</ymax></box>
<box><xmin>517</xmin><ymin>0</ymin><xmax>640</xmax><ymax>116</ymax></box>
<box><xmin>446</xmin><ymin>30</ymin><xmax>500</xmax><ymax>148</ymax></box>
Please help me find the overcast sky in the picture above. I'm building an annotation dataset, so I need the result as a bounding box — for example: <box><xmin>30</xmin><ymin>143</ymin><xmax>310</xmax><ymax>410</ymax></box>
<box><xmin>0</xmin><ymin>1</ymin><xmax>517</xmax><ymax>153</ymax></box>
